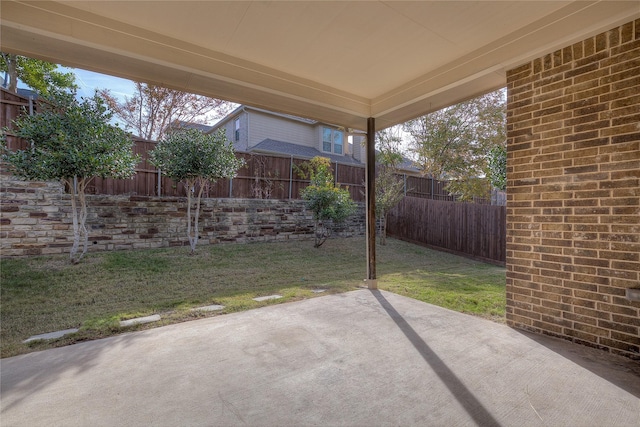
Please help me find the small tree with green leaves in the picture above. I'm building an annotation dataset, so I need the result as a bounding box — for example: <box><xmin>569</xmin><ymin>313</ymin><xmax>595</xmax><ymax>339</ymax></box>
<box><xmin>300</xmin><ymin>156</ymin><xmax>356</xmax><ymax>248</ymax></box>
<box><xmin>375</xmin><ymin>129</ymin><xmax>406</xmax><ymax>245</ymax></box>
<box><xmin>487</xmin><ymin>144</ymin><xmax>507</xmax><ymax>191</ymax></box>
<box><xmin>1</xmin><ymin>53</ymin><xmax>76</xmax><ymax>95</ymax></box>
<box><xmin>404</xmin><ymin>89</ymin><xmax>506</xmax><ymax>200</ymax></box>
<box><xmin>1</xmin><ymin>91</ymin><xmax>139</xmax><ymax>263</ymax></box>
<box><xmin>150</xmin><ymin>128</ymin><xmax>243</xmax><ymax>253</ymax></box>
<box><xmin>375</xmin><ymin>166</ymin><xmax>405</xmax><ymax>245</ymax></box>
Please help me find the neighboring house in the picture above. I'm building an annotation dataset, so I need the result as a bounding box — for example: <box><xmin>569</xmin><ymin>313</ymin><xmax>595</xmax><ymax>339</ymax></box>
<box><xmin>209</xmin><ymin>105</ymin><xmax>364</xmax><ymax>166</ymax></box>
<box><xmin>0</xmin><ymin>76</ymin><xmax>40</xmax><ymax>103</ymax></box>
<box><xmin>164</xmin><ymin>120</ymin><xmax>214</xmax><ymax>134</ymax></box>
<box><xmin>209</xmin><ymin>105</ymin><xmax>420</xmax><ymax>175</ymax></box>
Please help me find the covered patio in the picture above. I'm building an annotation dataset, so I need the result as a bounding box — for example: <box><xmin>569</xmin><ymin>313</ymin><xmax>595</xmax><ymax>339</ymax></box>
<box><xmin>2</xmin><ymin>290</ymin><xmax>639</xmax><ymax>426</ymax></box>
<box><xmin>1</xmin><ymin>0</ymin><xmax>639</xmax><ymax>357</ymax></box>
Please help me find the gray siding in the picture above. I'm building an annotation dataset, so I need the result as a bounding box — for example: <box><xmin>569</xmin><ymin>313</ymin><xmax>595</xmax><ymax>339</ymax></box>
<box><xmin>248</xmin><ymin>110</ymin><xmax>316</xmax><ymax>149</ymax></box>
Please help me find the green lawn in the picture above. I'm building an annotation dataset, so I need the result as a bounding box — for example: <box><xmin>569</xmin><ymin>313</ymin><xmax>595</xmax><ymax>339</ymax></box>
<box><xmin>0</xmin><ymin>237</ymin><xmax>506</xmax><ymax>358</ymax></box>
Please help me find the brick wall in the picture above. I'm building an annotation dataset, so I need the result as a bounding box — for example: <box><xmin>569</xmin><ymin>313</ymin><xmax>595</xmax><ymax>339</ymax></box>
<box><xmin>506</xmin><ymin>20</ymin><xmax>640</xmax><ymax>358</ymax></box>
<box><xmin>0</xmin><ymin>176</ymin><xmax>365</xmax><ymax>256</ymax></box>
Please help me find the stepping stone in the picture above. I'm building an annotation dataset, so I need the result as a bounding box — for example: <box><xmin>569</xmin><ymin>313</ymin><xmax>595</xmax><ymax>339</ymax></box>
<box><xmin>191</xmin><ymin>304</ymin><xmax>225</xmax><ymax>312</ymax></box>
<box><xmin>312</xmin><ymin>289</ymin><xmax>327</xmax><ymax>293</ymax></box>
<box><xmin>253</xmin><ymin>294</ymin><xmax>282</xmax><ymax>302</ymax></box>
<box><xmin>119</xmin><ymin>314</ymin><xmax>161</xmax><ymax>327</ymax></box>
<box><xmin>23</xmin><ymin>328</ymin><xmax>79</xmax><ymax>343</ymax></box>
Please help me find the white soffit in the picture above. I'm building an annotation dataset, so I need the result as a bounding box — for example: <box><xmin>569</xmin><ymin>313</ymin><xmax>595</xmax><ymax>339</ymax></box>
<box><xmin>1</xmin><ymin>1</ymin><xmax>638</xmax><ymax>130</ymax></box>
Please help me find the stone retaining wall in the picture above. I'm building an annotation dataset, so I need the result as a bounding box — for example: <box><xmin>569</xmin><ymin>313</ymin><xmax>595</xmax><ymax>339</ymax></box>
<box><xmin>1</xmin><ymin>177</ymin><xmax>365</xmax><ymax>256</ymax></box>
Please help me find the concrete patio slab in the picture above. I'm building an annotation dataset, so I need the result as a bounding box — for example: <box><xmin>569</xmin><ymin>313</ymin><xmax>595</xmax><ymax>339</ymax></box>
<box><xmin>2</xmin><ymin>290</ymin><xmax>639</xmax><ymax>426</ymax></box>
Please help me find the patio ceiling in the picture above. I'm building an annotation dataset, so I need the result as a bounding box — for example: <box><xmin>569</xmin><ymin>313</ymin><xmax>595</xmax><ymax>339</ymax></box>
<box><xmin>1</xmin><ymin>1</ymin><xmax>638</xmax><ymax>131</ymax></box>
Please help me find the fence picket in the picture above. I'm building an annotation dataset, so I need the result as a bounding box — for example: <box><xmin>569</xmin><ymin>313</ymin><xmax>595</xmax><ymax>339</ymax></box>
<box><xmin>386</xmin><ymin>197</ymin><xmax>506</xmax><ymax>264</ymax></box>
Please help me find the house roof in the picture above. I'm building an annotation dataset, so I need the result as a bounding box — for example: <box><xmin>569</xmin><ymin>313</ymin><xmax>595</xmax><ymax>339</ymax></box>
<box><xmin>250</xmin><ymin>139</ymin><xmax>363</xmax><ymax>166</ymax></box>
<box><xmin>1</xmin><ymin>2</ymin><xmax>637</xmax><ymax>131</ymax></box>
<box><xmin>166</xmin><ymin>120</ymin><xmax>214</xmax><ymax>133</ymax></box>
<box><xmin>396</xmin><ymin>157</ymin><xmax>420</xmax><ymax>174</ymax></box>
<box><xmin>16</xmin><ymin>88</ymin><xmax>39</xmax><ymax>99</ymax></box>
<box><xmin>210</xmin><ymin>104</ymin><xmax>319</xmax><ymax>133</ymax></box>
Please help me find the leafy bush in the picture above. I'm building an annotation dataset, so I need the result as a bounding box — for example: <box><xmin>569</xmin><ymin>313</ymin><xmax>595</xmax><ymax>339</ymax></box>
<box><xmin>300</xmin><ymin>157</ymin><xmax>356</xmax><ymax>248</ymax></box>
<box><xmin>150</xmin><ymin>128</ymin><xmax>244</xmax><ymax>253</ymax></box>
<box><xmin>1</xmin><ymin>91</ymin><xmax>138</xmax><ymax>263</ymax></box>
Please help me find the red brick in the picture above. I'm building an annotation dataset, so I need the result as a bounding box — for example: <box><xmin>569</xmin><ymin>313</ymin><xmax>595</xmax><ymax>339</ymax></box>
<box><xmin>564</xmin><ymin>311</ymin><xmax>598</xmax><ymax>326</ymax></box>
<box><xmin>564</xmin><ymin>328</ymin><xmax>599</xmax><ymax>343</ymax></box>
<box><xmin>611</xmin><ymin>314</ymin><xmax>640</xmax><ymax>327</ymax></box>
<box><xmin>507</xmin><ymin>21</ymin><xmax>639</xmax><ymax>358</ymax></box>
<box><xmin>611</xmin><ymin>331</ymin><xmax>640</xmax><ymax>346</ymax></box>
<box><xmin>574</xmin><ymin>306</ymin><xmax>611</xmax><ymax>320</ymax></box>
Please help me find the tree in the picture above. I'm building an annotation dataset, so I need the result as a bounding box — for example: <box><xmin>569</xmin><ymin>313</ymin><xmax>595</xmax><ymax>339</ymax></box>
<box><xmin>375</xmin><ymin>128</ymin><xmax>406</xmax><ymax>245</ymax></box>
<box><xmin>1</xmin><ymin>91</ymin><xmax>139</xmax><ymax>263</ymax></box>
<box><xmin>149</xmin><ymin>128</ymin><xmax>244</xmax><ymax>253</ymax></box>
<box><xmin>403</xmin><ymin>89</ymin><xmax>505</xmax><ymax>201</ymax></box>
<box><xmin>99</xmin><ymin>82</ymin><xmax>232</xmax><ymax>140</ymax></box>
<box><xmin>376</xmin><ymin>126</ymin><xmax>405</xmax><ymax>167</ymax></box>
<box><xmin>300</xmin><ymin>157</ymin><xmax>357</xmax><ymax>248</ymax></box>
<box><xmin>487</xmin><ymin>144</ymin><xmax>507</xmax><ymax>191</ymax></box>
<box><xmin>0</xmin><ymin>53</ymin><xmax>76</xmax><ymax>95</ymax></box>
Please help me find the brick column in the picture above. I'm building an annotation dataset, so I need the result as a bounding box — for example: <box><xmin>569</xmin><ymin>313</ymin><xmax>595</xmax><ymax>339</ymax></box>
<box><xmin>505</xmin><ymin>19</ymin><xmax>640</xmax><ymax>359</ymax></box>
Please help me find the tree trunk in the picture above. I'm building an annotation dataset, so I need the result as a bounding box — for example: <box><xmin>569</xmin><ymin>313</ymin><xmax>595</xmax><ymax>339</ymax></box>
<box><xmin>5</xmin><ymin>54</ymin><xmax>18</xmax><ymax>93</ymax></box>
<box><xmin>189</xmin><ymin>181</ymin><xmax>205</xmax><ymax>254</ymax></box>
<box><xmin>68</xmin><ymin>177</ymin><xmax>90</xmax><ymax>264</ymax></box>
<box><xmin>68</xmin><ymin>178</ymin><xmax>80</xmax><ymax>263</ymax></box>
<box><xmin>381</xmin><ymin>212</ymin><xmax>387</xmax><ymax>246</ymax></box>
<box><xmin>314</xmin><ymin>219</ymin><xmax>322</xmax><ymax>248</ymax></box>
<box><xmin>4</xmin><ymin>54</ymin><xmax>18</xmax><ymax>93</ymax></box>
<box><xmin>185</xmin><ymin>179</ymin><xmax>195</xmax><ymax>253</ymax></box>
<box><xmin>78</xmin><ymin>179</ymin><xmax>89</xmax><ymax>259</ymax></box>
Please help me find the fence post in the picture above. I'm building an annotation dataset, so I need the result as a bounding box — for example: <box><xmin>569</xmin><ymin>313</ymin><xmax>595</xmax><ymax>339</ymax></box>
<box><xmin>289</xmin><ymin>155</ymin><xmax>293</xmax><ymax>200</ymax></box>
<box><xmin>403</xmin><ymin>173</ymin><xmax>407</xmax><ymax>196</ymax></box>
<box><xmin>229</xmin><ymin>177</ymin><xmax>233</xmax><ymax>198</ymax></box>
<box><xmin>157</xmin><ymin>169</ymin><xmax>162</xmax><ymax>196</ymax></box>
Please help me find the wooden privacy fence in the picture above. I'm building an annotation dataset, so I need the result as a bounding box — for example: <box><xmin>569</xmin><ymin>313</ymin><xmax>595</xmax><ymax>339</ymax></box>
<box><xmin>386</xmin><ymin>196</ymin><xmax>506</xmax><ymax>264</ymax></box>
<box><xmin>88</xmin><ymin>147</ymin><xmax>370</xmax><ymax>201</ymax></box>
<box><xmin>2</xmin><ymin>88</ymin><xmax>491</xmax><ymax>204</ymax></box>
<box><xmin>90</xmin><ymin>148</ymin><xmax>466</xmax><ymax>204</ymax></box>
<box><xmin>1</xmin><ymin>88</ymin><xmax>38</xmax><ymax>128</ymax></box>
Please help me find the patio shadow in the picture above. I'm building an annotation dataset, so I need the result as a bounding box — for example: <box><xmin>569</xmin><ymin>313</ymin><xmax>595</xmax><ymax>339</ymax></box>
<box><xmin>370</xmin><ymin>289</ymin><xmax>502</xmax><ymax>427</ymax></box>
<box><xmin>514</xmin><ymin>329</ymin><xmax>640</xmax><ymax>399</ymax></box>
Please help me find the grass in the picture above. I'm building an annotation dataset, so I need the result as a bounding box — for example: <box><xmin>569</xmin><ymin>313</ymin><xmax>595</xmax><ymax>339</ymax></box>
<box><xmin>0</xmin><ymin>237</ymin><xmax>506</xmax><ymax>358</ymax></box>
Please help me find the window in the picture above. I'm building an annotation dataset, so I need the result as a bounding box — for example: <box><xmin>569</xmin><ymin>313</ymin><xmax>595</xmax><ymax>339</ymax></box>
<box><xmin>333</xmin><ymin>130</ymin><xmax>343</xmax><ymax>155</ymax></box>
<box><xmin>322</xmin><ymin>128</ymin><xmax>332</xmax><ymax>152</ymax></box>
<box><xmin>322</xmin><ymin>127</ymin><xmax>344</xmax><ymax>155</ymax></box>
<box><xmin>234</xmin><ymin>118</ymin><xmax>240</xmax><ymax>141</ymax></box>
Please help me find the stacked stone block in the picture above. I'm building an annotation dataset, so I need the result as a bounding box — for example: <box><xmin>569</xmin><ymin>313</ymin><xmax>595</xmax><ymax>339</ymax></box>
<box><xmin>506</xmin><ymin>20</ymin><xmax>640</xmax><ymax>358</ymax></box>
<box><xmin>1</xmin><ymin>175</ymin><xmax>365</xmax><ymax>256</ymax></box>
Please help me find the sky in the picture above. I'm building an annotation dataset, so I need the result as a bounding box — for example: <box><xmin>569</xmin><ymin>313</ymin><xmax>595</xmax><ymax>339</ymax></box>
<box><xmin>11</xmin><ymin>64</ymin><xmax>407</xmax><ymax>142</ymax></box>
<box><xmin>57</xmin><ymin>66</ymin><xmax>235</xmax><ymax>129</ymax></box>
<box><xmin>61</xmin><ymin>66</ymin><xmax>136</xmax><ymax>103</ymax></box>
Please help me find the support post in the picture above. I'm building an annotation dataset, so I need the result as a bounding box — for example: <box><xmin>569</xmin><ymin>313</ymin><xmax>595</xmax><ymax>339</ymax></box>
<box><xmin>366</xmin><ymin>117</ymin><xmax>377</xmax><ymax>288</ymax></box>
